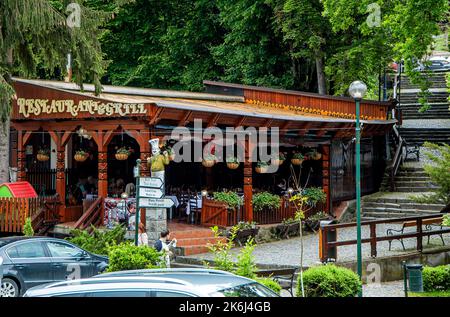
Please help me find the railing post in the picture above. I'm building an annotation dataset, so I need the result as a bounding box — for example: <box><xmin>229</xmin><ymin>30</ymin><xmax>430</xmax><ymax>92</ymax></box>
<box><xmin>417</xmin><ymin>218</ymin><xmax>423</xmax><ymax>252</ymax></box>
<box><xmin>370</xmin><ymin>223</ymin><xmax>377</xmax><ymax>258</ymax></box>
<box><xmin>319</xmin><ymin>226</ymin><xmax>328</xmax><ymax>263</ymax></box>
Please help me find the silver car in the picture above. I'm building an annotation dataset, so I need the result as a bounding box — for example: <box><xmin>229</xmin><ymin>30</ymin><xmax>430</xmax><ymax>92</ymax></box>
<box><xmin>24</xmin><ymin>269</ymin><xmax>279</xmax><ymax>297</ymax></box>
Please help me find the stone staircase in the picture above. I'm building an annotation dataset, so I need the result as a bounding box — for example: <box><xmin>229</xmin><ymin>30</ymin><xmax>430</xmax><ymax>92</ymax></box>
<box><xmin>170</xmin><ymin>224</ymin><xmax>226</xmax><ymax>256</ymax></box>
<box><xmin>396</xmin><ymin>128</ymin><xmax>450</xmax><ymax>145</ymax></box>
<box><xmin>380</xmin><ymin>165</ymin><xmax>438</xmax><ymax>192</ymax></box>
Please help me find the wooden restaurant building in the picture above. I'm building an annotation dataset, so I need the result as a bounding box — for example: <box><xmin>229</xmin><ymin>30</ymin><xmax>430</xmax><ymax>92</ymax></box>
<box><xmin>5</xmin><ymin>78</ymin><xmax>395</xmax><ymax>239</ymax></box>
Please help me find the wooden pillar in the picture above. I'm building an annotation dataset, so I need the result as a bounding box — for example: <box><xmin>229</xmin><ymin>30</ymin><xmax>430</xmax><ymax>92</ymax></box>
<box><xmin>98</xmin><ymin>151</ymin><xmax>108</xmax><ymax>198</ymax></box>
<box><xmin>17</xmin><ymin>131</ymin><xmax>27</xmax><ymax>181</ymax></box>
<box><xmin>321</xmin><ymin>144</ymin><xmax>331</xmax><ymax>214</ymax></box>
<box><xmin>243</xmin><ymin>139</ymin><xmax>254</xmax><ymax>222</ymax></box>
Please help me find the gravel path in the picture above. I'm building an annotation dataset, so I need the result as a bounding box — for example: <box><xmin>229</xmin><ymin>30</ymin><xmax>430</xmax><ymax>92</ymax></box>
<box><xmin>401</xmin><ymin>119</ymin><xmax>450</xmax><ymax>129</ymax></box>
<box><xmin>184</xmin><ymin>225</ymin><xmax>450</xmax><ymax>268</ymax></box>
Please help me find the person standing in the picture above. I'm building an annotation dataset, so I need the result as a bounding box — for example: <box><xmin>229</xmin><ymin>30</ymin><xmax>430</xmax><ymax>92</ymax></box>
<box><xmin>137</xmin><ymin>223</ymin><xmax>149</xmax><ymax>246</ymax></box>
<box><xmin>153</xmin><ymin>230</ymin><xmax>177</xmax><ymax>267</ymax></box>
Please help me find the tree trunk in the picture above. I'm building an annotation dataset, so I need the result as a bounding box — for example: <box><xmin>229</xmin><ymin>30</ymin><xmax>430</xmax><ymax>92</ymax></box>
<box><xmin>315</xmin><ymin>55</ymin><xmax>327</xmax><ymax>95</ymax></box>
<box><xmin>0</xmin><ymin>119</ymin><xmax>10</xmax><ymax>184</ymax></box>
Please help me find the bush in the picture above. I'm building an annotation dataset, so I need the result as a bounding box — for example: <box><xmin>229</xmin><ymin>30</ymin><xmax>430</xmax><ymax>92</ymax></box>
<box><xmin>423</xmin><ymin>265</ymin><xmax>450</xmax><ymax>292</ymax></box>
<box><xmin>235</xmin><ymin>238</ymin><xmax>257</xmax><ymax>279</ymax></box>
<box><xmin>252</xmin><ymin>192</ymin><xmax>281</xmax><ymax>212</ymax></box>
<box><xmin>255</xmin><ymin>277</ymin><xmax>282</xmax><ymax>295</ymax></box>
<box><xmin>22</xmin><ymin>217</ymin><xmax>34</xmax><ymax>237</ymax></box>
<box><xmin>298</xmin><ymin>264</ymin><xmax>361</xmax><ymax>297</ymax></box>
<box><xmin>213</xmin><ymin>191</ymin><xmax>243</xmax><ymax>210</ymax></box>
<box><xmin>68</xmin><ymin>225</ymin><xmax>126</xmax><ymax>256</ymax></box>
<box><xmin>106</xmin><ymin>243</ymin><xmax>163</xmax><ymax>272</ymax></box>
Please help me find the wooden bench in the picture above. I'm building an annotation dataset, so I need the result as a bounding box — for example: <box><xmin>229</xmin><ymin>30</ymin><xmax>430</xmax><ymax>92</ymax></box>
<box><xmin>404</xmin><ymin>141</ymin><xmax>420</xmax><ymax>161</ymax></box>
<box><xmin>386</xmin><ymin>217</ymin><xmax>445</xmax><ymax>250</ymax></box>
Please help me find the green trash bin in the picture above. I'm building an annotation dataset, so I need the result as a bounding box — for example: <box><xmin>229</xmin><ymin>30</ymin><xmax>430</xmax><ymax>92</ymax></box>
<box><xmin>406</xmin><ymin>264</ymin><xmax>423</xmax><ymax>293</ymax></box>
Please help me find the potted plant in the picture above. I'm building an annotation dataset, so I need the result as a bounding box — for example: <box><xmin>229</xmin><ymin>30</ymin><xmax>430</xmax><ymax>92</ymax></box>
<box><xmin>255</xmin><ymin>161</ymin><xmax>269</xmax><ymax>173</ymax></box>
<box><xmin>226</xmin><ymin>157</ymin><xmax>240</xmax><ymax>170</ymax></box>
<box><xmin>272</xmin><ymin>152</ymin><xmax>286</xmax><ymax>166</ymax></box>
<box><xmin>166</xmin><ymin>147</ymin><xmax>175</xmax><ymax>161</ymax></box>
<box><xmin>291</xmin><ymin>152</ymin><xmax>304</xmax><ymax>165</ymax></box>
<box><xmin>115</xmin><ymin>147</ymin><xmax>130</xmax><ymax>161</ymax></box>
<box><xmin>74</xmin><ymin>150</ymin><xmax>88</xmax><ymax>162</ymax></box>
<box><xmin>230</xmin><ymin>221</ymin><xmax>259</xmax><ymax>246</ymax></box>
<box><xmin>307</xmin><ymin>149</ymin><xmax>322</xmax><ymax>160</ymax></box>
<box><xmin>252</xmin><ymin>192</ymin><xmax>281</xmax><ymax>212</ymax></box>
<box><xmin>36</xmin><ymin>148</ymin><xmax>50</xmax><ymax>162</ymax></box>
<box><xmin>304</xmin><ymin>211</ymin><xmax>329</xmax><ymax>232</ymax></box>
<box><xmin>202</xmin><ymin>153</ymin><xmax>217</xmax><ymax>167</ymax></box>
<box><xmin>212</xmin><ymin>191</ymin><xmax>243</xmax><ymax>211</ymax></box>
<box><xmin>275</xmin><ymin>214</ymin><xmax>302</xmax><ymax>239</ymax></box>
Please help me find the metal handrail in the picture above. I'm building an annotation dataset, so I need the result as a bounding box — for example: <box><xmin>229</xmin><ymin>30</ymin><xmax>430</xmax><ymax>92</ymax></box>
<box><xmin>388</xmin><ymin>126</ymin><xmax>406</xmax><ymax>191</ymax></box>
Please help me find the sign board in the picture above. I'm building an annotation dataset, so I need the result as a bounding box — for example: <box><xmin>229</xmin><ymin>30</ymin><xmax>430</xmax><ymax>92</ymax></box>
<box><xmin>138</xmin><ymin>187</ymin><xmax>164</xmax><ymax>199</ymax></box>
<box><xmin>140</xmin><ymin>198</ymin><xmax>175</xmax><ymax>209</ymax></box>
<box><xmin>139</xmin><ymin>177</ymin><xmax>164</xmax><ymax>189</ymax></box>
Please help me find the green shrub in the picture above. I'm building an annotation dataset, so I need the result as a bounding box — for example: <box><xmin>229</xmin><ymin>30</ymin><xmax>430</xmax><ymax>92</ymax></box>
<box><xmin>106</xmin><ymin>243</ymin><xmax>163</xmax><ymax>272</ymax></box>
<box><xmin>252</xmin><ymin>192</ymin><xmax>281</xmax><ymax>212</ymax></box>
<box><xmin>235</xmin><ymin>238</ymin><xmax>257</xmax><ymax>279</ymax></box>
<box><xmin>22</xmin><ymin>217</ymin><xmax>34</xmax><ymax>237</ymax></box>
<box><xmin>298</xmin><ymin>264</ymin><xmax>361</xmax><ymax>297</ymax></box>
<box><xmin>423</xmin><ymin>265</ymin><xmax>450</xmax><ymax>292</ymax></box>
<box><xmin>213</xmin><ymin>191</ymin><xmax>243</xmax><ymax>210</ymax></box>
<box><xmin>255</xmin><ymin>277</ymin><xmax>282</xmax><ymax>295</ymax></box>
<box><xmin>68</xmin><ymin>225</ymin><xmax>126</xmax><ymax>256</ymax></box>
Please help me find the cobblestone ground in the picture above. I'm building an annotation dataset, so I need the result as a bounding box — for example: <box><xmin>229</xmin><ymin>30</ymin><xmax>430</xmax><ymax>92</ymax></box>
<box><xmin>185</xmin><ymin>225</ymin><xmax>450</xmax><ymax>268</ymax></box>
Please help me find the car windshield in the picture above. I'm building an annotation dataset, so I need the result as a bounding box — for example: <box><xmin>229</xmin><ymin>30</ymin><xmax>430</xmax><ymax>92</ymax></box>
<box><xmin>215</xmin><ymin>282</ymin><xmax>279</xmax><ymax>297</ymax></box>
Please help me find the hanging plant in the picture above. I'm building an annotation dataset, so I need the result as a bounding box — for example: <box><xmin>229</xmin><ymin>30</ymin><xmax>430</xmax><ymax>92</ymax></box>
<box><xmin>202</xmin><ymin>153</ymin><xmax>217</xmax><ymax>168</ymax></box>
<box><xmin>272</xmin><ymin>152</ymin><xmax>286</xmax><ymax>166</ymax></box>
<box><xmin>307</xmin><ymin>150</ymin><xmax>322</xmax><ymax>160</ymax></box>
<box><xmin>255</xmin><ymin>161</ymin><xmax>269</xmax><ymax>174</ymax></box>
<box><xmin>226</xmin><ymin>157</ymin><xmax>240</xmax><ymax>170</ymax></box>
<box><xmin>291</xmin><ymin>152</ymin><xmax>304</xmax><ymax>166</ymax></box>
<box><xmin>36</xmin><ymin>149</ymin><xmax>50</xmax><ymax>162</ymax></box>
<box><xmin>115</xmin><ymin>147</ymin><xmax>130</xmax><ymax>161</ymax></box>
<box><xmin>166</xmin><ymin>147</ymin><xmax>175</xmax><ymax>161</ymax></box>
<box><xmin>74</xmin><ymin>150</ymin><xmax>88</xmax><ymax>162</ymax></box>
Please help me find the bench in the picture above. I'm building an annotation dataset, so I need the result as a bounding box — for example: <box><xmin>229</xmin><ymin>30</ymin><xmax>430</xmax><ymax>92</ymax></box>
<box><xmin>257</xmin><ymin>268</ymin><xmax>299</xmax><ymax>297</ymax></box>
<box><xmin>404</xmin><ymin>141</ymin><xmax>420</xmax><ymax>161</ymax></box>
<box><xmin>386</xmin><ymin>217</ymin><xmax>445</xmax><ymax>251</ymax></box>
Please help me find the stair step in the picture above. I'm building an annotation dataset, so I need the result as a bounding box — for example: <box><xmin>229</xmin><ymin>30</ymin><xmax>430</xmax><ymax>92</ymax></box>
<box><xmin>362</xmin><ymin>207</ymin><xmax>439</xmax><ymax>214</ymax></box>
<box><xmin>171</xmin><ymin>230</ymin><xmax>215</xmax><ymax>239</ymax></box>
<box><xmin>361</xmin><ymin>212</ymin><xmax>420</xmax><ymax>218</ymax></box>
<box><xmin>176</xmin><ymin>237</ymin><xmax>226</xmax><ymax>247</ymax></box>
<box><xmin>392</xmin><ymin>186</ymin><xmax>439</xmax><ymax>192</ymax></box>
<box><xmin>177</xmin><ymin>245</ymin><xmax>210</xmax><ymax>256</ymax></box>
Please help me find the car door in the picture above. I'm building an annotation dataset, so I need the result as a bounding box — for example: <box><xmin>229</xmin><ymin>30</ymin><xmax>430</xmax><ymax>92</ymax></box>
<box><xmin>6</xmin><ymin>241</ymin><xmax>53</xmax><ymax>290</ymax></box>
<box><xmin>44</xmin><ymin>241</ymin><xmax>94</xmax><ymax>282</ymax></box>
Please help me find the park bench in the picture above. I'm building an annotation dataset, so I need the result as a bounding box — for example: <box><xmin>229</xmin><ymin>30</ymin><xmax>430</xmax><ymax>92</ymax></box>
<box><xmin>386</xmin><ymin>216</ymin><xmax>445</xmax><ymax>251</ymax></box>
<box><xmin>257</xmin><ymin>268</ymin><xmax>299</xmax><ymax>297</ymax></box>
<box><xmin>404</xmin><ymin>141</ymin><xmax>420</xmax><ymax>161</ymax></box>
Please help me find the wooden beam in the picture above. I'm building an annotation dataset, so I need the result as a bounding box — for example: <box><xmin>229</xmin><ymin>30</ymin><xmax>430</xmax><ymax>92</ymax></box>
<box><xmin>235</xmin><ymin>116</ymin><xmax>247</xmax><ymax>127</ymax></box>
<box><xmin>22</xmin><ymin>131</ymin><xmax>33</xmax><ymax>146</ymax></box>
<box><xmin>61</xmin><ymin>131</ymin><xmax>72</xmax><ymax>147</ymax></box>
<box><xmin>207</xmin><ymin>113</ymin><xmax>221</xmax><ymax>128</ymax></box>
<box><xmin>263</xmin><ymin>118</ymin><xmax>274</xmax><ymax>128</ymax></box>
<box><xmin>149</xmin><ymin>107</ymin><xmax>164</xmax><ymax>126</ymax></box>
<box><xmin>178</xmin><ymin>110</ymin><xmax>193</xmax><ymax>127</ymax></box>
<box><xmin>315</xmin><ymin>123</ymin><xmax>329</xmax><ymax>137</ymax></box>
<box><xmin>298</xmin><ymin>122</ymin><xmax>314</xmax><ymax>136</ymax></box>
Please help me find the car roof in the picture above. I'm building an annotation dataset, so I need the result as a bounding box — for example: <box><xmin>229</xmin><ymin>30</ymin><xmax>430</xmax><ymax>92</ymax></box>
<box><xmin>0</xmin><ymin>236</ymin><xmax>73</xmax><ymax>248</ymax></box>
<box><xmin>25</xmin><ymin>281</ymin><xmax>209</xmax><ymax>297</ymax></box>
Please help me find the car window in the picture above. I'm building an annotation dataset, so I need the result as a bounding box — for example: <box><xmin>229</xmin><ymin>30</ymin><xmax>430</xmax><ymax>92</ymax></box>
<box><xmin>218</xmin><ymin>282</ymin><xmax>279</xmax><ymax>297</ymax></box>
<box><xmin>52</xmin><ymin>293</ymin><xmax>86</xmax><ymax>297</ymax></box>
<box><xmin>87</xmin><ymin>291</ymin><xmax>148</xmax><ymax>297</ymax></box>
<box><xmin>46</xmin><ymin>242</ymin><xmax>84</xmax><ymax>258</ymax></box>
<box><xmin>7</xmin><ymin>241</ymin><xmax>47</xmax><ymax>258</ymax></box>
<box><xmin>154</xmin><ymin>291</ymin><xmax>196</xmax><ymax>297</ymax></box>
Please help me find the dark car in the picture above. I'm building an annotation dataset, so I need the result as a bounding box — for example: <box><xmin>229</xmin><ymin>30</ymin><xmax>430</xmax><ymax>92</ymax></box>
<box><xmin>0</xmin><ymin>236</ymin><xmax>108</xmax><ymax>297</ymax></box>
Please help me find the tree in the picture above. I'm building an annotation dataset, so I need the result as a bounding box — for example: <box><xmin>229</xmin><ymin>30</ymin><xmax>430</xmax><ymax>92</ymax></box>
<box><xmin>0</xmin><ymin>0</ymin><xmax>129</xmax><ymax>183</ymax></box>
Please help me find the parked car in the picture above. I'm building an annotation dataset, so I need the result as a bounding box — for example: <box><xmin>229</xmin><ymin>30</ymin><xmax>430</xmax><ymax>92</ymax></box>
<box><xmin>414</xmin><ymin>59</ymin><xmax>450</xmax><ymax>71</ymax></box>
<box><xmin>0</xmin><ymin>236</ymin><xmax>108</xmax><ymax>297</ymax></box>
<box><xmin>24</xmin><ymin>269</ymin><xmax>280</xmax><ymax>297</ymax></box>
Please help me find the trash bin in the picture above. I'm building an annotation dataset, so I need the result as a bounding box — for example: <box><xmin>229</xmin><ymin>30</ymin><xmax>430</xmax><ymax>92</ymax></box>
<box><xmin>320</xmin><ymin>220</ymin><xmax>337</xmax><ymax>261</ymax></box>
<box><xmin>406</xmin><ymin>264</ymin><xmax>424</xmax><ymax>293</ymax></box>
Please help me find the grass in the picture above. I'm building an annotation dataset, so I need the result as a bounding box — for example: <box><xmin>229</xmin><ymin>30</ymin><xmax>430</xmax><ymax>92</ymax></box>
<box><xmin>410</xmin><ymin>290</ymin><xmax>450</xmax><ymax>297</ymax></box>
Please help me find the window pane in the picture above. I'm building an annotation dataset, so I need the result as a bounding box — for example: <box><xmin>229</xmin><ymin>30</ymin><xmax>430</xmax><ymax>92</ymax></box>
<box><xmin>46</xmin><ymin>242</ymin><xmax>83</xmax><ymax>258</ymax></box>
<box><xmin>154</xmin><ymin>291</ymin><xmax>195</xmax><ymax>297</ymax></box>
<box><xmin>219</xmin><ymin>283</ymin><xmax>278</xmax><ymax>297</ymax></box>
<box><xmin>7</xmin><ymin>242</ymin><xmax>46</xmax><ymax>258</ymax></box>
<box><xmin>88</xmin><ymin>291</ymin><xmax>148</xmax><ymax>297</ymax></box>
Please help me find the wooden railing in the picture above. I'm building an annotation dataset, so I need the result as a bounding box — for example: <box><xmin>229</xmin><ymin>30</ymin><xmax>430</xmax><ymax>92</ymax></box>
<box><xmin>319</xmin><ymin>214</ymin><xmax>450</xmax><ymax>262</ymax></box>
<box><xmin>201</xmin><ymin>197</ymin><xmax>325</xmax><ymax>227</ymax></box>
<box><xmin>31</xmin><ymin>195</ymin><xmax>61</xmax><ymax>233</ymax></box>
<box><xmin>74</xmin><ymin>197</ymin><xmax>103</xmax><ymax>231</ymax></box>
<box><xmin>388</xmin><ymin>126</ymin><xmax>405</xmax><ymax>191</ymax></box>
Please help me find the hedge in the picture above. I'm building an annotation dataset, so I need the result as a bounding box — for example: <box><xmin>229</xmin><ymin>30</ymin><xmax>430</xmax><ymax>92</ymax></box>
<box><xmin>254</xmin><ymin>277</ymin><xmax>282</xmax><ymax>295</ymax></box>
<box><xmin>106</xmin><ymin>243</ymin><xmax>163</xmax><ymax>272</ymax></box>
<box><xmin>423</xmin><ymin>265</ymin><xmax>450</xmax><ymax>292</ymax></box>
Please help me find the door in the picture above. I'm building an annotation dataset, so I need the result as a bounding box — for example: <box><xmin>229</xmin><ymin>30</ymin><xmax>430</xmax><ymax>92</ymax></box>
<box><xmin>44</xmin><ymin>241</ymin><xmax>94</xmax><ymax>282</ymax></box>
<box><xmin>6</xmin><ymin>241</ymin><xmax>53</xmax><ymax>289</ymax></box>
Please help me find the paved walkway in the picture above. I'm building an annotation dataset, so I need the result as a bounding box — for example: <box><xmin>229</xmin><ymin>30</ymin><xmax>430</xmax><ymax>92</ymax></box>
<box><xmin>184</xmin><ymin>225</ymin><xmax>450</xmax><ymax>268</ymax></box>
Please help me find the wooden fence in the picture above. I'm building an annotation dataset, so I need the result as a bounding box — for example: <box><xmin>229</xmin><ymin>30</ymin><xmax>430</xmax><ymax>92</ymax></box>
<box><xmin>0</xmin><ymin>197</ymin><xmax>41</xmax><ymax>233</ymax></box>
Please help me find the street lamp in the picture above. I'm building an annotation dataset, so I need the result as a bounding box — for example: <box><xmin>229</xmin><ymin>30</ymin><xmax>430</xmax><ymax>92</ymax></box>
<box><xmin>349</xmin><ymin>80</ymin><xmax>367</xmax><ymax>298</ymax></box>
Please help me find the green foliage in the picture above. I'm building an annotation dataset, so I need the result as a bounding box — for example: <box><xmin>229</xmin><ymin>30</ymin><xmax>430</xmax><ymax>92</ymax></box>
<box><xmin>292</xmin><ymin>152</ymin><xmax>304</xmax><ymax>160</ymax></box>
<box><xmin>206</xmin><ymin>226</ymin><xmax>237</xmax><ymax>272</ymax></box>
<box><xmin>22</xmin><ymin>217</ymin><xmax>34</xmax><ymax>237</ymax></box>
<box><xmin>254</xmin><ymin>277</ymin><xmax>282</xmax><ymax>295</ymax></box>
<box><xmin>420</xmin><ymin>142</ymin><xmax>450</xmax><ymax>204</ymax></box>
<box><xmin>68</xmin><ymin>224</ymin><xmax>126</xmax><ymax>255</ymax></box>
<box><xmin>423</xmin><ymin>265</ymin><xmax>450</xmax><ymax>292</ymax></box>
<box><xmin>234</xmin><ymin>238</ymin><xmax>257</xmax><ymax>279</ymax></box>
<box><xmin>252</xmin><ymin>192</ymin><xmax>281</xmax><ymax>212</ymax></box>
<box><xmin>226</xmin><ymin>156</ymin><xmax>239</xmax><ymax>164</ymax></box>
<box><xmin>298</xmin><ymin>264</ymin><xmax>361</xmax><ymax>297</ymax></box>
<box><xmin>106</xmin><ymin>242</ymin><xmax>163</xmax><ymax>272</ymax></box>
<box><xmin>302</xmin><ymin>187</ymin><xmax>327</xmax><ymax>206</ymax></box>
<box><xmin>213</xmin><ymin>191</ymin><xmax>243</xmax><ymax>210</ymax></box>
<box><xmin>443</xmin><ymin>214</ymin><xmax>450</xmax><ymax>227</ymax></box>
<box><xmin>307</xmin><ymin>211</ymin><xmax>329</xmax><ymax>222</ymax></box>
<box><xmin>235</xmin><ymin>221</ymin><xmax>257</xmax><ymax>230</ymax></box>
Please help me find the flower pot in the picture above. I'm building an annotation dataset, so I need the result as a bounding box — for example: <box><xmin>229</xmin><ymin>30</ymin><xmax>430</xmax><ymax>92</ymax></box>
<box><xmin>227</xmin><ymin>162</ymin><xmax>239</xmax><ymax>170</ymax></box>
<box><xmin>115</xmin><ymin>153</ymin><xmax>129</xmax><ymax>161</ymax></box>
<box><xmin>74</xmin><ymin>153</ymin><xmax>88</xmax><ymax>162</ymax></box>
<box><xmin>202</xmin><ymin>159</ymin><xmax>215</xmax><ymax>168</ymax></box>
<box><xmin>312</xmin><ymin>152</ymin><xmax>322</xmax><ymax>160</ymax></box>
<box><xmin>37</xmin><ymin>154</ymin><xmax>49</xmax><ymax>162</ymax></box>
<box><xmin>255</xmin><ymin>166</ymin><xmax>268</xmax><ymax>173</ymax></box>
<box><xmin>291</xmin><ymin>158</ymin><xmax>303</xmax><ymax>166</ymax></box>
<box><xmin>272</xmin><ymin>159</ymin><xmax>284</xmax><ymax>166</ymax></box>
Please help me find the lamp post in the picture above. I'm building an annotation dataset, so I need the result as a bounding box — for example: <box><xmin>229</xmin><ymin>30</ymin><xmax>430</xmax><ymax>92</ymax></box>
<box><xmin>349</xmin><ymin>80</ymin><xmax>367</xmax><ymax>298</ymax></box>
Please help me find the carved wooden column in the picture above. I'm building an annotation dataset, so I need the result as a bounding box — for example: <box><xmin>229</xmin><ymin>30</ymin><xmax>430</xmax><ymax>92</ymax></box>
<box><xmin>98</xmin><ymin>151</ymin><xmax>108</xmax><ymax>198</ymax></box>
<box><xmin>321</xmin><ymin>144</ymin><xmax>331</xmax><ymax>214</ymax></box>
<box><xmin>56</xmin><ymin>147</ymin><xmax>66</xmax><ymax>205</ymax></box>
<box><xmin>243</xmin><ymin>139</ymin><xmax>254</xmax><ymax>222</ymax></box>
<box><xmin>16</xmin><ymin>131</ymin><xmax>27</xmax><ymax>181</ymax></box>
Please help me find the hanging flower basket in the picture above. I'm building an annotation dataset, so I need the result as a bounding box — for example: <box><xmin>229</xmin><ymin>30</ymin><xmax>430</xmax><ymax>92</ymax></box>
<box><xmin>291</xmin><ymin>153</ymin><xmax>304</xmax><ymax>165</ymax></box>
<box><xmin>226</xmin><ymin>157</ymin><xmax>240</xmax><ymax>170</ymax></box>
<box><xmin>115</xmin><ymin>147</ymin><xmax>130</xmax><ymax>161</ymax></box>
<box><xmin>272</xmin><ymin>152</ymin><xmax>286</xmax><ymax>166</ymax></box>
<box><xmin>255</xmin><ymin>161</ymin><xmax>269</xmax><ymax>173</ymax></box>
<box><xmin>36</xmin><ymin>149</ymin><xmax>50</xmax><ymax>162</ymax></box>
<box><xmin>74</xmin><ymin>150</ymin><xmax>88</xmax><ymax>162</ymax></box>
<box><xmin>308</xmin><ymin>150</ymin><xmax>322</xmax><ymax>160</ymax></box>
<box><xmin>202</xmin><ymin>153</ymin><xmax>217</xmax><ymax>168</ymax></box>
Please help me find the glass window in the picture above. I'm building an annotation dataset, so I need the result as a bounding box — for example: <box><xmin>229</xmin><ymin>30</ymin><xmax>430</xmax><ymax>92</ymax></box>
<box><xmin>46</xmin><ymin>242</ymin><xmax>84</xmax><ymax>258</ymax></box>
<box><xmin>7</xmin><ymin>242</ymin><xmax>47</xmax><ymax>258</ymax></box>
<box><xmin>218</xmin><ymin>283</ymin><xmax>278</xmax><ymax>298</ymax></box>
<box><xmin>88</xmin><ymin>291</ymin><xmax>148</xmax><ymax>297</ymax></box>
<box><xmin>154</xmin><ymin>291</ymin><xmax>196</xmax><ymax>297</ymax></box>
